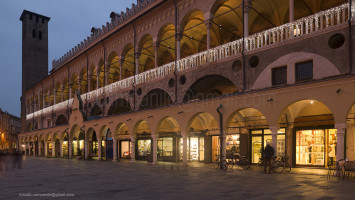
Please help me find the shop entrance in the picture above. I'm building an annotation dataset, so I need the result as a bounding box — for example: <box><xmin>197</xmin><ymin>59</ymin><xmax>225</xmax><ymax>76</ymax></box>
<box><xmin>179</xmin><ymin>136</ymin><xmax>204</xmax><ymax>161</ymax></box>
<box><xmin>250</xmin><ymin>129</ymin><xmax>286</xmax><ymax>164</ymax></box>
<box><xmin>212</xmin><ymin>134</ymin><xmax>241</xmax><ymax>161</ymax></box>
<box><xmin>158</xmin><ymin>133</ymin><xmax>177</xmax><ymax>162</ymax></box>
<box><xmin>295</xmin><ymin>129</ymin><xmax>337</xmax><ymax>166</ymax></box>
<box><xmin>136</xmin><ymin>137</ymin><xmax>152</xmax><ymax>160</ymax></box>
<box><xmin>120</xmin><ymin>140</ymin><xmax>131</xmax><ymax>159</ymax></box>
<box><xmin>105</xmin><ymin>129</ymin><xmax>113</xmax><ymax>160</ymax></box>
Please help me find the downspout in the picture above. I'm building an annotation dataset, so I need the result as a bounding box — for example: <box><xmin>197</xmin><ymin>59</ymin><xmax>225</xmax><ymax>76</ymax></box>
<box><xmin>51</xmin><ymin>74</ymin><xmax>55</xmax><ymax>126</ymax></box>
<box><xmin>242</xmin><ymin>0</ymin><xmax>246</xmax><ymax>92</ymax></box>
<box><xmin>67</xmin><ymin>65</ymin><xmax>70</xmax><ymax>121</ymax></box>
<box><xmin>85</xmin><ymin>51</ymin><xmax>89</xmax><ymax>116</ymax></box>
<box><xmin>132</xmin><ymin>22</ymin><xmax>137</xmax><ymax>111</ymax></box>
<box><xmin>217</xmin><ymin>104</ymin><xmax>223</xmax><ymax>170</ymax></box>
<box><xmin>101</xmin><ymin>42</ymin><xmax>106</xmax><ymax>118</ymax></box>
<box><xmin>349</xmin><ymin>0</ymin><xmax>353</xmax><ymax>74</ymax></box>
<box><xmin>173</xmin><ymin>0</ymin><xmax>178</xmax><ymax>103</ymax></box>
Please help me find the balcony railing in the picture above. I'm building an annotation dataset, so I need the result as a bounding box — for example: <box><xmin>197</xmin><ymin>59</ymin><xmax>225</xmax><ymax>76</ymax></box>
<box><xmin>26</xmin><ymin>2</ymin><xmax>352</xmax><ymax>120</ymax></box>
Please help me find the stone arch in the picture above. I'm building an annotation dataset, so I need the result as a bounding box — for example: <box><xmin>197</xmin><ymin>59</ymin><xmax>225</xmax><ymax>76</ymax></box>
<box><xmin>107</xmin><ymin>51</ymin><xmax>120</xmax><ymax>84</ymax></box>
<box><xmin>89</xmin><ymin>63</ymin><xmax>97</xmax><ymax>91</ymax></box>
<box><xmin>114</xmin><ymin>123</ymin><xmax>130</xmax><ymax>138</ymax></box>
<box><xmin>180</xmin><ymin>9</ymin><xmax>207</xmax><ymax>58</ymax></box>
<box><xmin>210</xmin><ymin>0</ymin><xmax>243</xmax><ymax>46</ymax></box>
<box><xmin>108</xmin><ymin>98</ymin><xmax>132</xmax><ymax>116</ymax></box>
<box><xmin>97</xmin><ymin>59</ymin><xmax>105</xmax><ymax>88</ymax></box>
<box><xmin>156</xmin><ymin>116</ymin><xmax>181</xmax><ymax>135</ymax></box>
<box><xmin>56</xmin><ymin>114</ymin><xmax>68</xmax><ymax>126</ymax></box>
<box><xmin>138</xmin><ymin>34</ymin><xmax>155</xmax><ymax>73</ymax></box>
<box><xmin>278</xmin><ymin>99</ymin><xmax>334</xmax><ymax>128</ymax></box>
<box><xmin>121</xmin><ymin>43</ymin><xmax>135</xmax><ymax>79</ymax></box>
<box><xmin>139</xmin><ymin>88</ymin><xmax>174</xmax><ymax>110</ymax></box>
<box><xmin>186</xmin><ymin>112</ymin><xmax>219</xmax><ymax>134</ymax></box>
<box><xmin>79</xmin><ymin>67</ymin><xmax>88</xmax><ymax>94</ymax></box>
<box><xmin>89</xmin><ymin>104</ymin><xmax>103</xmax><ymax>117</ymax></box>
<box><xmin>183</xmin><ymin>74</ymin><xmax>237</xmax><ymax>103</ymax></box>
<box><xmin>252</xmin><ymin>52</ymin><xmax>341</xmax><ymax>90</ymax></box>
<box><xmin>157</xmin><ymin>23</ymin><xmax>176</xmax><ymax>66</ymax></box>
<box><xmin>86</xmin><ymin>127</ymin><xmax>98</xmax><ymax>158</ymax></box>
<box><xmin>133</xmin><ymin>120</ymin><xmax>152</xmax><ymax>135</ymax></box>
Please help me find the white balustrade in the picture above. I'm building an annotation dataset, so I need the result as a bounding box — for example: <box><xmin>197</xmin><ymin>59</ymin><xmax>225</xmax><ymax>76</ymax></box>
<box><xmin>26</xmin><ymin>3</ymin><xmax>351</xmax><ymax>120</ymax></box>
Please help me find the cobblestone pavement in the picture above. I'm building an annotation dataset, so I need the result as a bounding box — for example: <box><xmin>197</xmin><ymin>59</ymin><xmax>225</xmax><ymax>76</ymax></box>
<box><xmin>1</xmin><ymin>156</ymin><xmax>355</xmax><ymax>200</ymax></box>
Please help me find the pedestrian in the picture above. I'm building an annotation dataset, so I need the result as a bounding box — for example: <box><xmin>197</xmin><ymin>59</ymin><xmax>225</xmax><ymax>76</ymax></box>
<box><xmin>264</xmin><ymin>142</ymin><xmax>274</xmax><ymax>174</ymax></box>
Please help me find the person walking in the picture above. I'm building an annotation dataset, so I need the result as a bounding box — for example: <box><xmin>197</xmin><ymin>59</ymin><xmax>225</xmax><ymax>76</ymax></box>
<box><xmin>264</xmin><ymin>142</ymin><xmax>274</xmax><ymax>174</ymax></box>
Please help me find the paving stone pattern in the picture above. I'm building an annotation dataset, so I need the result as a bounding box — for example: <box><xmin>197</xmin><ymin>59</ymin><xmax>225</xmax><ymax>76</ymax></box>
<box><xmin>1</xmin><ymin>157</ymin><xmax>355</xmax><ymax>200</ymax></box>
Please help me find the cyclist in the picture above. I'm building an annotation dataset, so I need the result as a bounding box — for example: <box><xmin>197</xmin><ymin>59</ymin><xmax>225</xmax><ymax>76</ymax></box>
<box><xmin>264</xmin><ymin>142</ymin><xmax>274</xmax><ymax>174</ymax></box>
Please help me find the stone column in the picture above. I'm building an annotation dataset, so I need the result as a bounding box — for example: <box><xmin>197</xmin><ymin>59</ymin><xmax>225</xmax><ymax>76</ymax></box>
<box><xmin>335</xmin><ymin>124</ymin><xmax>346</xmax><ymax>161</ymax></box>
<box><xmin>44</xmin><ymin>142</ymin><xmax>48</xmax><ymax>157</ymax></box>
<box><xmin>270</xmin><ymin>126</ymin><xmax>278</xmax><ymax>156</ymax></box>
<box><xmin>152</xmin><ymin>134</ymin><xmax>157</xmax><ymax>164</ymax></box>
<box><xmin>85</xmin><ymin>140</ymin><xmax>89</xmax><ymax>160</ymax></box>
<box><xmin>104</xmin><ymin>65</ymin><xmax>109</xmax><ymax>86</ymax></box>
<box><xmin>96</xmin><ymin>71</ymin><xmax>100</xmax><ymax>89</ymax></box>
<box><xmin>61</xmin><ymin>86</ymin><xmax>64</xmax><ymax>102</ymax></box>
<box><xmin>205</xmin><ymin>19</ymin><xmax>212</xmax><ymax>50</ymax></box>
<box><xmin>243</xmin><ymin>0</ymin><xmax>251</xmax><ymax>38</ymax></box>
<box><xmin>69</xmin><ymin>83</ymin><xmax>73</xmax><ymax>99</ymax></box>
<box><xmin>38</xmin><ymin>141</ymin><xmax>42</xmax><ymax>156</ymax></box>
<box><xmin>52</xmin><ymin>141</ymin><xmax>56</xmax><ymax>157</ymax></box>
<box><xmin>176</xmin><ymin>33</ymin><xmax>183</xmax><ymax>61</ymax></box>
<box><xmin>119</xmin><ymin>57</ymin><xmax>124</xmax><ymax>80</ymax></box>
<box><xmin>182</xmin><ymin>133</ymin><xmax>188</xmax><ymax>166</ymax></box>
<box><xmin>98</xmin><ymin>138</ymin><xmax>102</xmax><ymax>160</ymax></box>
<box><xmin>289</xmin><ymin>0</ymin><xmax>294</xmax><ymax>22</ymax></box>
<box><xmin>113</xmin><ymin>138</ymin><xmax>118</xmax><ymax>161</ymax></box>
<box><xmin>52</xmin><ymin>89</ymin><xmax>56</xmax><ymax>105</ymax></box>
<box><xmin>130</xmin><ymin>135</ymin><xmax>136</xmax><ymax>162</ymax></box>
<box><xmin>88</xmin><ymin>77</ymin><xmax>91</xmax><ymax>92</ymax></box>
<box><xmin>78</xmin><ymin>78</ymin><xmax>82</xmax><ymax>94</ymax></box>
<box><xmin>60</xmin><ymin>140</ymin><xmax>63</xmax><ymax>158</ymax></box>
<box><xmin>135</xmin><ymin>51</ymin><xmax>141</xmax><ymax>74</ymax></box>
<box><xmin>68</xmin><ymin>140</ymin><xmax>72</xmax><ymax>159</ymax></box>
<box><xmin>154</xmin><ymin>41</ymin><xmax>159</xmax><ymax>68</ymax></box>
<box><xmin>42</xmin><ymin>91</ymin><xmax>45</xmax><ymax>109</ymax></box>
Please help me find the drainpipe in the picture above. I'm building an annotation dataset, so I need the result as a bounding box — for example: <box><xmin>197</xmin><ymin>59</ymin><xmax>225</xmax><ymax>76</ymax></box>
<box><xmin>242</xmin><ymin>0</ymin><xmax>246</xmax><ymax>92</ymax></box>
<box><xmin>217</xmin><ymin>104</ymin><xmax>223</xmax><ymax>169</ymax></box>
<box><xmin>132</xmin><ymin>22</ymin><xmax>137</xmax><ymax>111</ymax></box>
<box><xmin>349</xmin><ymin>0</ymin><xmax>353</xmax><ymax>74</ymax></box>
<box><xmin>173</xmin><ymin>0</ymin><xmax>178</xmax><ymax>104</ymax></box>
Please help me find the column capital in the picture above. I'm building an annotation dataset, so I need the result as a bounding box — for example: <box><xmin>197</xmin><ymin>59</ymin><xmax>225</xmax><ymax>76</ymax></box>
<box><xmin>135</xmin><ymin>51</ymin><xmax>141</xmax><ymax>58</ymax></box>
<box><xmin>243</xmin><ymin>0</ymin><xmax>252</xmax><ymax>13</ymax></box>
<box><xmin>205</xmin><ymin>19</ymin><xmax>213</xmax><ymax>29</ymax></box>
<box><xmin>269</xmin><ymin>126</ymin><xmax>278</xmax><ymax>134</ymax></box>
<box><xmin>176</xmin><ymin>32</ymin><xmax>183</xmax><ymax>41</ymax></box>
<box><xmin>151</xmin><ymin>134</ymin><xmax>157</xmax><ymax>139</ymax></box>
<box><xmin>153</xmin><ymin>41</ymin><xmax>160</xmax><ymax>49</ymax></box>
<box><xmin>335</xmin><ymin>124</ymin><xmax>346</xmax><ymax>135</ymax></box>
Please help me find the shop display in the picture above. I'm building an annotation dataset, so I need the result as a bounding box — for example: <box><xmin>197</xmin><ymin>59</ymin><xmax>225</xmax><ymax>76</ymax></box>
<box><xmin>137</xmin><ymin>139</ymin><xmax>151</xmax><ymax>156</ymax></box>
<box><xmin>120</xmin><ymin>141</ymin><xmax>131</xmax><ymax>158</ymax></box>
<box><xmin>296</xmin><ymin>130</ymin><xmax>325</xmax><ymax>166</ymax></box>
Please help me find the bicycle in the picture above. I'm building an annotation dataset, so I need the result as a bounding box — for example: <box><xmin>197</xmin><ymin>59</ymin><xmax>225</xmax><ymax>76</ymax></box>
<box><xmin>232</xmin><ymin>154</ymin><xmax>250</xmax><ymax>170</ymax></box>
<box><xmin>281</xmin><ymin>156</ymin><xmax>291</xmax><ymax>173</ymax></box>
<box><xmin>258</xmin><ymin>156</ymin><xmax>284</xmax><ymax>173</ymax></box>
<box><xmin>212</xmin><ymin>155</ymin><xmax>228</xmax><ymax>171</ymax></box>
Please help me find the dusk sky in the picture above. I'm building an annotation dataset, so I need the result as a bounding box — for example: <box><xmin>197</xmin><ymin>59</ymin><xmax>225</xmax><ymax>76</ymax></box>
<box><xmin>0</xmin><ymin>0</ymin><xmax>136</xmax><ymax>117</ymax></box>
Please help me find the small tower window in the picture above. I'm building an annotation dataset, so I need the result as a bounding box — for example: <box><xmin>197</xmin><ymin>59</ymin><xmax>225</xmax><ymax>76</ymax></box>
<box><xmin>30</xmin><ymin>14</ymin><xmax>32</xmax><ymax>20</ymax></box>
<box><xmin>32</xmin><ymin>29</ymin><xmax>36</xmax><ymax>38</ymax></box>
<box><xmin>36</xmin><ymin>16</ymin><xmax>39</xmax><ymax>22</ymax></box>
<box><xmin>39</xmin><ymin>31</ymin><xmax>42</xmax><ymax>40</ymax></box>
<box><xmin>42</xmin><ymin>18</ymin><xmax>44</xmax><ymax>24</ymax></box>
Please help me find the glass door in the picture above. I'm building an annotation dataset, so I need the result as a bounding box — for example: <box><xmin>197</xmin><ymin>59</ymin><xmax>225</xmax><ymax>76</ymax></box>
<box><xmin>120</xmin><ymin>141</ymin><xmax>131</xmax><ymax>159</ymax></box>
<box><xmin>190</xmin><ymin>137</ymin><xmax>199</xmax><ymax>161</ymax></box>
<box><xmin>252</xmin><ymin>136</ymin><xmax>262</xmax><ymax>164</ymax></box>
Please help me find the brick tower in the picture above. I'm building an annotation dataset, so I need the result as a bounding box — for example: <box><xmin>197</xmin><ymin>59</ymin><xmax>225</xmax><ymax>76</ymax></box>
<box><xmin>20</xmin><ymin>10</ymin><xmax>50</xmax><ymax>132</ymax></box>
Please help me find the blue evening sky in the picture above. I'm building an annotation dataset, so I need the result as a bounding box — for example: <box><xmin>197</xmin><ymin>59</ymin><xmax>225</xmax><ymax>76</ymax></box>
<box><xmin>0</xmin><ymin>0</ymin><xmax>136</xmax><ymax>117</ymax></box>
